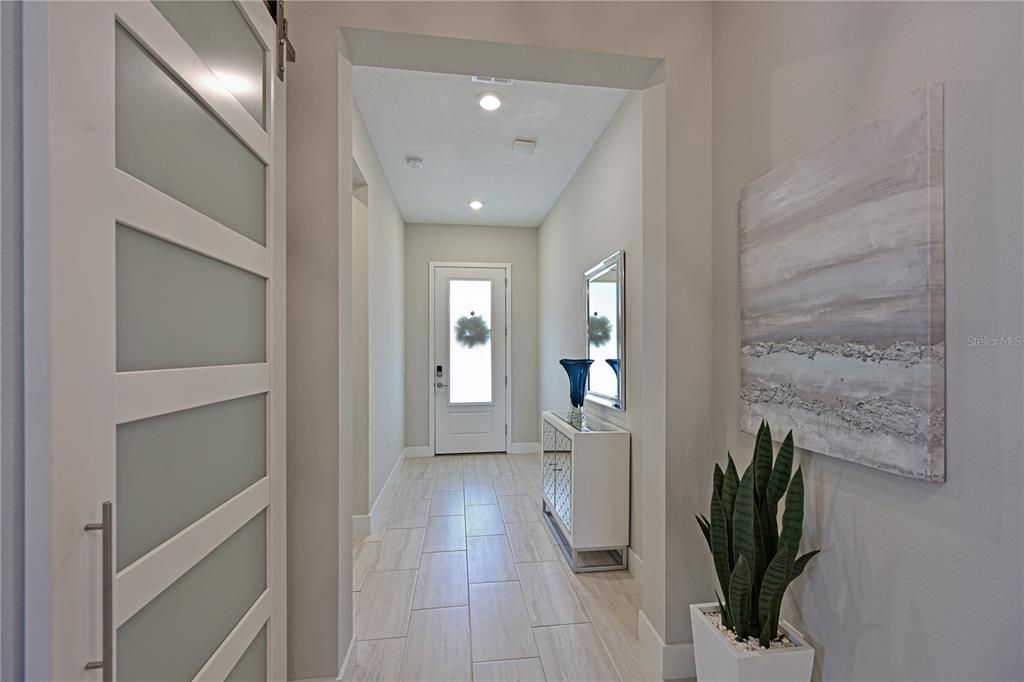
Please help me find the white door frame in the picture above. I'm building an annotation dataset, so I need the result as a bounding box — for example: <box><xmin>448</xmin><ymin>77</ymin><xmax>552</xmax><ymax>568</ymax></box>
<box><xmin>428</xmin><ymin>261</ymin><xmax>512</xmax><ymax>456</ymax></box>
<box><xmin>22</xmin><ymin>2</ymin><xmax>286</xmax><ymax>678</ymax></box>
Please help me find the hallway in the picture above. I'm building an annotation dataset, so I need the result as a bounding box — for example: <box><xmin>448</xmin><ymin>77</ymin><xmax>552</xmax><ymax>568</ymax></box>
<box><xmin>352</xmin><ymin>453</ymin><xmax>658</xmax><ymax>681</ymax></box>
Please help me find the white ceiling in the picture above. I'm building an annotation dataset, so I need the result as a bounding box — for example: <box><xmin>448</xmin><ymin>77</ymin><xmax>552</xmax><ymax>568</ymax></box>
<box><xmin>352</xmin><ymin>66</ymin><xmax>629</xmax><ymax>227</ymax></box>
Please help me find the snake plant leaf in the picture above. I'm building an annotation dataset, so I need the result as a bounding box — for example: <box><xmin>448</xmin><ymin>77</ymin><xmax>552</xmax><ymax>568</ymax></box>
<box><xmin>732</xmin><ymin>465</ymin><xmax>757</xmax><ymax>572</ymax></box>
<box><xmin>767</xmin><ymin>431</ymin><xmax>794</xmax><ymax>508</ymax></box>
<box><xmin>723</xmin><ymin>455</ymin><xmax>740</xmax><ymax>517</ymax></box>
<box><xmin>792</xmin><ymin>549</ymin><xmax>820</xmax><ymax>580</ymax></box>
<box><xmin>757</xmin><ymin>541</ymin><xmax>794</xmax><ymax>643</ymax></box>
<box><xmin>696</xmin><ymin>514</ymin><xmax>711</xmax><ymax>551</ymax></box>
<box><xmin>723</xmin><ymin>455</ymin><xmax>740</xmax><ymax>566</ymax></box>
<box><xmin>715</xmin><ymin>591</ymin><xmax>731</xmax><ymax>630</ymax></box>
<box><xmin>752</xmin><ymin>508</ymin><xmax>767</xmax><ymax>579</ymax></box>
<box><xmin>754</xmin><ymin>420</ymin><xmax>774</xmax><ymax>504</ymax></box>
<box><xmin>714</xmin><ymin>463</ymin><xmax>724</xmax><ymax>501</ymax></box>
<box><xmin>760</xmin><ymin>618</ymin><xmax>775</xmax><ymax>649</ymax></box>
<box><xmin>709</xmin><ymin>493</ymin><xmax>734</xmax><ymax>608</ymax></box>
<box><xmin>758</xmin><ymin>489</ymin><xmax>778</xmax><ymax>561</ymax></box>
<box><xmin>729</xmin><ymin>555</ymin><xmax>753</xmax><ymax>641</ymax></box>
<box><xmin>779</xmin><ymin>468</ymin><xmax>805</xmax><ymax>554</ymax></box>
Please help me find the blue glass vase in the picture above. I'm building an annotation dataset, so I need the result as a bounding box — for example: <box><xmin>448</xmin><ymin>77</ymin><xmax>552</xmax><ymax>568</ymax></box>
<box><xmin>605</xmin><ymin>358</ymin><xmax>620</xmax><ymax>376</ymax></box>
<box><xmin>559</xmin><ymin>359</ymin><xmax>594</xmax><ymax>427</ymax></box>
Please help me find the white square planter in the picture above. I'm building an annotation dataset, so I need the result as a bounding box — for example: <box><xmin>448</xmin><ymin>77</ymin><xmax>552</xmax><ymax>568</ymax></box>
<box><xmin>690</xmin><ymin>603</ymin><xmax>814</xmax><ymax>682</ymax></box>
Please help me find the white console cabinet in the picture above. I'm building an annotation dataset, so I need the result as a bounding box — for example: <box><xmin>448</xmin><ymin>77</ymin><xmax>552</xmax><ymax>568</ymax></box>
<box><xmin>541</xmin><ymin>411</ymin><xmax>630</xmax><ymax>572</ymax></box>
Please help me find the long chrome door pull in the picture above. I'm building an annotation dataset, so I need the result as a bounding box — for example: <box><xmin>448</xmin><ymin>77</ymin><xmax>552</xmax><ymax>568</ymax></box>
<box><xmin>84</xmin><ymin>501</ymin><xmax>113</xmax><ymax>681</ymax></box>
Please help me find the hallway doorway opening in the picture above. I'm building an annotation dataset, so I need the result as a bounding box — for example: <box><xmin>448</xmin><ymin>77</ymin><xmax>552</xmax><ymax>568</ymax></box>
<box><xmin>327</xmin><ymin>23</ymin><xmax>667</xmax><ymax>682</ymax></box>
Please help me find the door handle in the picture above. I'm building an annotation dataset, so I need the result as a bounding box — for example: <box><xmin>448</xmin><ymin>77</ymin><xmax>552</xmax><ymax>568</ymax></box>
<box><xmin>84</xmin><ymin>501</ymin><xmax>113</xmax><ymax>681</ymax></box>
<box><xmin>435</xmin><ymin>381</ymin><xmax>448</xmax><ymax>389</ymax></box>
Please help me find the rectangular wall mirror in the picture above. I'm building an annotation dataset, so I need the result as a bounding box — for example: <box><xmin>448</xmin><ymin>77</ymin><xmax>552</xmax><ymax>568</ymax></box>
<box><xmin>585</xmin><ymin>251</ymin><xmax>625</xmax><ymax>410</ymax></box>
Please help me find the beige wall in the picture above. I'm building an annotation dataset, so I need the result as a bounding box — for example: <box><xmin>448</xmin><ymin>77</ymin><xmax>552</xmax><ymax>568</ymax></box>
<box><xmin>288</xmin><ymin>0</ymin><xmax>714</xmax><ymax>667</ymax></box>
<box><xmin>354</xmin><ymin>107</ymin><xmax>406</xmax><ymax>513</ymax></box>
<box><xmin>351</xmin><ymin>194</ymin><xmax>369</xmax><ymax>515</ymax></box>
<box><xmin>711</xmin><ymin>3</ymin><xmax>1024</xmax><ymax>680</ymax></box>
<box><xmin>286</xmin><ymin>16</ymin><xmax>353</xmax><ymax>680</ymax></box>
<box><xmin>404</xmin><ymin>224</ymin><xmax>539</xmax><ymax>446</ymax></box>
<box><xmin>539</xmin><ymin>91</ymin><xmax>646</xmax><ymax>558</ymax></box>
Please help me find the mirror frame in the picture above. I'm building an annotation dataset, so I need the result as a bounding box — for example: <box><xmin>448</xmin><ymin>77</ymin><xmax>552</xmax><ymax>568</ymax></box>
<box><xmin>584</xmin><ymin>250</ymin><xmax>625</xmax><ymax>410</ymax></box>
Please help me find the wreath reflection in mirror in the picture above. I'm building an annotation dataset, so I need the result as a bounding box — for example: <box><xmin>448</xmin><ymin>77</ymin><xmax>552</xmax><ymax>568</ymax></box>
<box><xmin>588</xmin><ymin>312</ymin><xmax>612</xmax><ymax>347</ymax></box>
<box><xmin>454</xmin><ymin>312</ymin><xmax>491</xmax><ymax>348</ymax></box>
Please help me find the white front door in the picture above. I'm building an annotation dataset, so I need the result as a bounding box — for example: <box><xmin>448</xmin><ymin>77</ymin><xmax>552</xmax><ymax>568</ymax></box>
<box><xmin>25</xmin><ymin>2</ymin><xmax>286</xmax><ymax>680</ymax></box>
<box><xmin>433</xmin><ymin>266</ymin><xmax>508</xmax><ymax>454</ymax></box>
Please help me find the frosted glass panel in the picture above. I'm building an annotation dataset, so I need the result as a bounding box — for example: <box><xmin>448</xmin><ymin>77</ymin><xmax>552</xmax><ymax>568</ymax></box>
<box><xmin>116</xmin><ymin>225</ymin><xmax>265</xmax><ymax>371</ymax></box>
<box><xmin>117</xmin><ymin>512</ymin><xmax>266</xmax><ymax>682</ymax></box>
<box><xmin>116</xmin><ymin>24</ymin><xmax>266</xmax><ymax>244</ymax></box>
<box><xmin>588</xmin><ymin>280</ymin><xmax>619</xmax><ymax>398</ymax></box>
<box><xmin>449</xmin><ymin>279</ymin><xmax>492</xmax><ymax>404</ymax></box>
<box><xmin>226</xmin><ymin>625</ymin><xmax>267</xmax><ymax>682</ymax></box>
<box><xmin>117</xmin><ymin>394</ymin><xmax>266</xmax><ymax>570</ymax></box>
<box><xmin>154</xmin><ymin>1</ymin><xmax>266</xmax><ymax>127</ymax></box>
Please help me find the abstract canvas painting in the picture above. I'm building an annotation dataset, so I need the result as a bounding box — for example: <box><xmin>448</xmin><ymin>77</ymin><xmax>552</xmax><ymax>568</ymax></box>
<box><xmin>739</xmin><ymin>84</ymin><xmax>945</xmax><ymax>482</ymax></box>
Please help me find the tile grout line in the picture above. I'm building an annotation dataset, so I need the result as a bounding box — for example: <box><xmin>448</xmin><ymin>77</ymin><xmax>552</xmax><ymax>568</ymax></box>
<box><xmin>502</xmin><ymin>499</ymin><xmax>547</xmax><ymax>678</ymax></box>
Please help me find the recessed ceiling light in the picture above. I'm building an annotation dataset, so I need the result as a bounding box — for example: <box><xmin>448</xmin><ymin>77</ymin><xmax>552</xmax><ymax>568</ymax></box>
<box><xmin>476</xmin><ymin>91</ymin><xmax>502</xmax><ymax>112</ymax></box>
<box><xmin>406</xmin><ymin>156</ymin><xmax>423</xmax><ymax>169</ymax></box>
<box><xmin>469</xmin><ymin>200</ymin><xmax>484</xmax><ymax>211</ymax></box>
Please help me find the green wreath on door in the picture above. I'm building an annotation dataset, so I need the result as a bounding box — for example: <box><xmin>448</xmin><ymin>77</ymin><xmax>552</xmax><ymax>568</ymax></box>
<box><xmin>454</xmin><ymin>312</ymin><xmax>491</xmax><ymax>348</ymax></box>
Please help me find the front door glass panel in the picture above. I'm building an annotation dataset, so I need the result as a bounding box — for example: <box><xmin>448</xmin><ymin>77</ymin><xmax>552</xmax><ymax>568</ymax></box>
<box><xmin>448</xmin><ymin>279</ymin><xmax>493</xmax><ymax>404</ymax></box>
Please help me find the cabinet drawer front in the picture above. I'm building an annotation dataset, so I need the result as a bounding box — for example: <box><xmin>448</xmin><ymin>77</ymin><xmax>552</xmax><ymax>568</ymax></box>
<box><xmin>542</xmin><ymin>420</ymin><xmax>572</xmax><ymax>453</ymax></box>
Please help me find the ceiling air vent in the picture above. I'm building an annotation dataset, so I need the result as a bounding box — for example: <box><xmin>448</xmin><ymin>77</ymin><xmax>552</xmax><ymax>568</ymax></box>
<box><xmin>471</xmin><ymin>75</ymin><xmax>513</xmax><ymax>85</ymax></box>
<box><xmin>512</xmin><ymin>138</ymin><xmax>537</xmax><ymax>155</ymax></box>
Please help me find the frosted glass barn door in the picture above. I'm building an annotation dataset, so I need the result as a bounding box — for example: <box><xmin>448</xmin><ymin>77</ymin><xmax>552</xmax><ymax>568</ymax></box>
<box><xmin>24</xmin><ymin>2</ymin><xmax>286</xmax><ymax>680</ymax></box>
<box><xmin>433</xmin><ymin>266</ymin><xmax>508</xmax><ymax>454</ymax></box>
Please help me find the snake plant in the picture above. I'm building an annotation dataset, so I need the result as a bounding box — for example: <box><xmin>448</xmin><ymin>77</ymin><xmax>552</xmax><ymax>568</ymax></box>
<box><xmin>696</xmin><ymin>421</ymin><xmax>820</xmax><ymax>647</ymax></box>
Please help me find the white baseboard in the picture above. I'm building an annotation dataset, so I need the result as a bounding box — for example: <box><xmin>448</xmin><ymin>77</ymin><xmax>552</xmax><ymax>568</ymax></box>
<box><xmin>352</xmin><ymin>514</ymin><xmax>371</xmax><ymax>535</ymax></box>
<box><xmin>627</xmin><ymin>547</ymin><xmax>645</xmax><ymax>584</ymax></box>
<box><xmin>507</xmin><ymin>441</ymin><xmax>540</xmax><ymax>455</ymax></box>
<box><xmin>366</xmin><ymin>452</ymin><xmax>406</xmax><ymax>537</ymax></box>
<box><xmin>403</xmin><ymin>445</ymin><xmax>432</xmax><ymax>458</ymax></box>
<box><xmin>337</xmin><ymin>635</ymin><xmax>356</xmax><ymax>681</ymax></box>
<box><xmin>638</xmin><ymin>609</ymin><xmax>695</xmax><ymax>680</ymax></box>
<box><xmin>354</xmin><ymin>452</ymin><xmax>404</xmax><ymax>536</ymax></box>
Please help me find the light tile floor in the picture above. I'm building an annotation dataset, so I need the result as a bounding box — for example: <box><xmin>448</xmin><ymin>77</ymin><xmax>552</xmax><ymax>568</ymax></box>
<box><xmin>352</xmin><ymin>453</ymin><xmax>662</xmax><ymax>682</ymax></box>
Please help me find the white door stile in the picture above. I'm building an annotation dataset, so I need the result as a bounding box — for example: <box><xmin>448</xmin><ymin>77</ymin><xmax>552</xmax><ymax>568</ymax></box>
<box><xmin>254</xmin><ymin>0</ymin><xmax>288</xmax><ymax>675</ymax></box>
<box><xmin>262</xmin><ymin>17</ymin><xmax>290</xmax><ymax>679</ymax></box>
<box><xmin>25</xmin><ymin>1</ymin><xmax>285</xmax><ymax>679</ymax></box>
<box><xmin>193</xmin><ymin>591</ymin><xmax>271</xmax><ymax>682</ymax></box>
<box><xmin>27</xmin><ymin>3</ymin><xmax>118</xmax><ymax>679</ymax></box>
<box><xmin>114</xmin><ymin>2</ymin><xmax>269</xmax><ymax>162</ymax></box>
<box><xmin>116</xmin><ymin>363</ymin><xmax>270</xmax><ymax>426</ymax></box>
<box><xmin>115</xmin><ymin>478</ymin><xmax>270</xmax><ymax>628</ymax></box>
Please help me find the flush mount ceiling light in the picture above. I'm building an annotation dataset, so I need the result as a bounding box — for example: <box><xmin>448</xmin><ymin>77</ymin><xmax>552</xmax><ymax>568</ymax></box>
<box><xmin>469</xmin><ymin>200</ymin><xmax>484</xmax><ymax>211</ymax></box>
<box><xmin>476</xmin><ymin>91</ymin><xmax>502</xmax><ymax>112</ymax></box>
<box><xmin>406</xmin><ymin>156</ymin><xmax>424</xmax><ymax>169</ymax></box>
